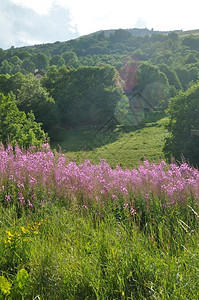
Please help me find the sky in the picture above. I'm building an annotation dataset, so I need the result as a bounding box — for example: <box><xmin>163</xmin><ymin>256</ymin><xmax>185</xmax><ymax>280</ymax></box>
<box><xmin>1</xmin><ymin>0</ymin><xmax>199</xmax><ymax>49</ymax></box>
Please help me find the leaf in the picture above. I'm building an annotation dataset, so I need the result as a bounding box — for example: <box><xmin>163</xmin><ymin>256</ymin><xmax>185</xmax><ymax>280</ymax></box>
<box><xmin>0</xmin><ymin>276</ymin><xmax>12</xmax><ymax>295</ymax></box>
<box><xmin>16</xmin><ymin>269</ymin><xmax>29</xmax><ymax>290</ymax></box>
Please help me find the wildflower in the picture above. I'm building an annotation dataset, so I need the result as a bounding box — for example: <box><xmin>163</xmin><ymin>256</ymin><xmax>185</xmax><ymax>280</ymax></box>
<box><xmin>28</xmin><ymin>200</ymin><xmax>33</xmax><ymax>208</ymax></box>
<box><xmin>124</xmin><ymin>203</ymin><xmax>128</xmax><ymax>209</ymax></box>
<box><xmin>5</xmin><ymin>195</ymin><xmax>11</xmax><ymax>202</ymax></box>
<box><xmin>21</xmin><ymin>227</ymin><xmax>30</xmax><ymax>234</ymax></box>
<box><xmin>130</xmin><ymin>207</ymin><xmax>136</xmax><ymax>215</ymax></box>
<box><xmin>5</xmin><ymin>230</ymin><xmax>14</xmax><ymax>238</ymax></box>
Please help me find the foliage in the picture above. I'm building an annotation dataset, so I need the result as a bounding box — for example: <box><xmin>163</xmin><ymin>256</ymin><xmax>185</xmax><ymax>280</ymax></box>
<box><xmin>21</xmin><ymin>57</ymin><xmax>36</xmax><ymax>73</ymax></box>
<box><xmin>0</xmin><ymin>73</ymin><xmax>60</xmax><ymax>139</ymax></box>
<box><xmin>163</xmin><ymin>82</ymin><xmax>199</xmax><ymax>165</ymax></box>
<box><xmin>159</xmin><ymin>63</ymin><xmax>182</xmax><ymax>90</ymax></box>
<box><xmin>1</xmin><ymin>30</ymin><xmax>199</xmax><ymax>94</ymax></box>
<box><xmin>0</xmin><ymin>93</ymin><xmax>47</xmax><ymax>148</ymax></box>
<box><xmin>1</xmin><ymin>28</ymin><xmax>199</xmax><ymax>298</ymax></box>
<box><xmin>118</xmin><ymin>60</ymin><xmax>171</xmax><ymax>110</ymax></box>
<box><xmin>42</xmin><ymin>65</ymin><xmax>129</xmax><ymax>127</ymax></box>
<box><xmin>0</xmin><ymin>72</ymin><xmax>26</xmax><ymax>97</ymax></box>
<box><xmin>1</xmin><ymin>30</ymin><xmax>199</xmax><ymax>144</ymax></box>
<box><xmin>137</xmin><ymin>61</ymin><xmax>170</xmax><ymax>109</ymax></box>
<box><xmin>33</xmin><ymin>52</ymin><xmax>49</xmax><ymax>71</ymax></box>
<box><xmin>0</xmin><ymin>144</ymin><xmax>198</xmax><ymax>299</ymax></box>
<box><xmin>175</xmin><ymin>66</ymin><xmax>199</xmax><ymax>90</ymax></box>
<box><xmin>0</xmin><ymin>275</ymin><xmax>12</xmax><ymax>297</ymax></box>
<box><xmin>17</xmin><ymin>76</ymin><xmax>60</xmax><ymax>133</ymax></box>
<box><xmin>182</xmin><ymin>35</ymin><xmax>199</xmax><ymax>51</ymax></box>
<box><xmin>61</xmin><ymin>50</ymin><xmax>80</xmax><ymax>68</ymax></box>
<box><xmin>0</xmin><ymin>142</ymin><xmax>198</xmax><ymax>216</ymax></box>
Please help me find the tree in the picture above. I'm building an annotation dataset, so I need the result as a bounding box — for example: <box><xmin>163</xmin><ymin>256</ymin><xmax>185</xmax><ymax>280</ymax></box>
<box><xmin>57</xmin><ymin>57</ymin><xmax>65</xmax><ymax>68</ymax></box>
<box><xmin>119</xmin><ymin>61</ymin><xmax>170</xmax><ymax>109</ymax></box>
<box><xmin>17</xmin><ymin>77</ymin><xmax>60</xmax><ymax>133</ymax></box>
<box><xmin>62</xmin><ymin>51</ymin><xmax>80</xmax><ymax>68</ymax></box>
<box><xmin>0</xmin><ymin>73</ymin><xmax>28</xmax><ymax>99</ymax></box>
<box><xmin>163</xmin><ymin>82</ymin><xmax>199</xmax><ymax>166</ymax></box>
<box><xmin>109</xmin><ymin>29</ymin><xmax>132</xmax><ymax>43</ymax></box>
<box><xmin>33</xmin><ymin>53</ymin><xmax>49</xmax><ymax>71</ymax></box>
<box><xmin>137</xmin><ymin>62</ymin><xmax>170</xmax><ymax>109</ymax></box>
<box><xmin>0</xmin><ymin>60</ymin><xmax>11</xmax><ymax>74</ymax></box>
<box><xmin>21</xmin><ymin>57</ymin><xmax>36</xmax><ymax>74</ymax></box>
<box><xmin>42</xmin><ymin>65</ymin><xmax>129</xmax><ymax>127</ymax></box>
<box><xmin>184</xmin><ymin>52</ymin><xmax>198</xmax><ymax>64</ymax></box>
<box><xmin>174</xmin><ymin>67</ymin><xmax>189</xmax><ymax>90</ymax></box>
<box><xmin>137</xmin><ymin>62</ymin><xmax>168</xmax><ymax>90</ymax></box>
<box><xmin>0</xmin><ymin>74</ymin><xmax>11</xmax><ymax>95</ymax></box>
<box><xmin>50</xmin><ymin>55</ymin><xmax>62</xmax><ymax>66</ymax></box>
<box><xmin>159</xmin><ymin>64</ymin><xmax>182</xmax><ymax>90</ymax></box>
<box><xmin>17</xmin><ymin>50</ymin><xmax>32</xmax><ymax>61</ymax></box>
<box><xmin>182</xmin><ymin>36</ymin><xmax>199</xmax><ymax>51</ymax></box>
<box><xmin>0</xmin><ymin>93</ymin><xmax>47</xmax><ymax>148</ymax></box>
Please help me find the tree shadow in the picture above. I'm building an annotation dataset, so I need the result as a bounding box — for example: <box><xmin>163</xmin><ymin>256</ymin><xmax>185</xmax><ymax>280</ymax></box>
<box><xmin>51</xmin><ymin>111</ymin><xmax>166</xmax><ymax>153</ymax></box>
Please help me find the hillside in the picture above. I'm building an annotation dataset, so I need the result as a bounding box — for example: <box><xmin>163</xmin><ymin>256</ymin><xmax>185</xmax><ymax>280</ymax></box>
<box><xmin>1</xmin><ymin>27</ymin><xmax>199</xmax><ymax>164</ymax></box>
<box><xmin>53</xmin><ymin>115</ymin><xmax>168</xmax><ymax>168</ymax></box>
<box><xmin>0</xmin><ymin>28</ymin><xmax>199</xmax><ymax>300</ymax></box>
<box><xmin>1</xmin><ymin>27</ymin><xmax>199</xmax><ymax>69</ymax></box>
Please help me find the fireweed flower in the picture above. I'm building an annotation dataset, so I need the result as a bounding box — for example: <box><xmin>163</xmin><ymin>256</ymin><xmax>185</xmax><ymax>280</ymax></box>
<box><xmin>124</xmin><ymin>203</ymin><xmax>128</xmax><ymax>209</ymax></box>
<box><xmin>5</xmin><ymin>195</ymin><xmax>11</xmax><ymax>202</ymax></box>
<box><xmin>130</xmin><ymin>208</ymin><xmax>136</xmax><ymax>215</ymax></box>
<box><xmin>0</xmin><ymin>143</ymin><xmax>198</xmax><ymax>213</ymax></box>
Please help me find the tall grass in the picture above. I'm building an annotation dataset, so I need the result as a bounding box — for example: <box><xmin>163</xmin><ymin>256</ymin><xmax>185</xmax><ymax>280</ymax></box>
<box><xmin>0</xmin><ymin>144</ymin><xmax>198</xmax><ymax>299</ymax></box>
<box><xmin>64</xmin><ymin>117</ymin><xmax>168</xmax><ymax>168</ymax></box>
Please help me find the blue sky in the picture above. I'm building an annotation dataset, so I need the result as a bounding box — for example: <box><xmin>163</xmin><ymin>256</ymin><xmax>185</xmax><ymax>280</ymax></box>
<box><xmin>1</xmin><ymin>0</ymin><xmax>199</xmax><ymax>49</ymax></box>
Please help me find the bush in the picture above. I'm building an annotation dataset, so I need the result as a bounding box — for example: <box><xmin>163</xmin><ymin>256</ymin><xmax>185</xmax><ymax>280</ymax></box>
<box><xmin>0</xmin><ymin>93</ymin><xmax>47</xmax><ymax>148</ymax></box>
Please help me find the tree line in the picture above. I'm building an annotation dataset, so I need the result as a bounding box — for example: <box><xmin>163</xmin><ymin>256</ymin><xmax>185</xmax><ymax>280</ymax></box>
<box><xmin>0</xmin><ymin>29</ymin><xmax>199</xmax><ymax>165</ymax></box>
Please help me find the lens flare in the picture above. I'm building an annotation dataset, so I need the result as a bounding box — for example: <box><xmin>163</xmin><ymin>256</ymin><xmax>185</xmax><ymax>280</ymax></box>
<box><xmin>118</xmin><ymin>59</ymin><xmax>139</xmax><ymax>93</ymax></box>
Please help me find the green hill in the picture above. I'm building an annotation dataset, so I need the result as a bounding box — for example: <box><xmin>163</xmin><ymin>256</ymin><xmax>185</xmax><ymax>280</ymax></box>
<box><xmin>55</xmin><ymin>115</ymin><xmax>168</xmax><ymax>168</ymax></box>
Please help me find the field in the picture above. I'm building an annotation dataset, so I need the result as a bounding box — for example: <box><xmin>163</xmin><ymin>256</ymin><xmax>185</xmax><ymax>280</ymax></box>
<box><xmin>178</xmin><ymin>29</ymin><xmax>199</xmax><ymax>37</ymax></box>
<box><xmin>0</xmin><ymin>117</ymin><xmax>199</xmax><ymax>299</ymax></box>
<box><xmin>52</xmin><ymin>113</ymin><xmax>168</xmax><ymax>168</ymax></box>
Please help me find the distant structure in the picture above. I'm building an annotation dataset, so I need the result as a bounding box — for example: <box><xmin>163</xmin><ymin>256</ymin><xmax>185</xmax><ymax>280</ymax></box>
<box><xmin>34</xmin><ymin>69</ymin><xmax>45</xmax><ymax>79</ymax></box>
<box><xmin>191</xmin><ymin>129</ymin><xmax>199</xmax><ymax>136</ymax></box>
<box><xmin>125</xmin><ymin>87</ymin><xmax>155</xmax><ymax>126</ymax></box>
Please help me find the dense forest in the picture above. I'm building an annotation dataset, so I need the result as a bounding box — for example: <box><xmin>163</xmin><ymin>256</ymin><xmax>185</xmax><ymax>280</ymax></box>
<box><xmin>1</xmin><ymin>28</ymin><xmax>199</xmax><ymax>164</ymax></box>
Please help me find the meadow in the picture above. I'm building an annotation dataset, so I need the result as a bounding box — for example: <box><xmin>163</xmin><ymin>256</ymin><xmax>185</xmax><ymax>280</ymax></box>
<box><xmin>53</xmin><ymin>113</ymin><xmax>168</xmax><ymax>169</ymax></box>
<box><xmin>0</xmin><ymin>140</ymin><xmax>198</xmax><ymax>299</ymax></box>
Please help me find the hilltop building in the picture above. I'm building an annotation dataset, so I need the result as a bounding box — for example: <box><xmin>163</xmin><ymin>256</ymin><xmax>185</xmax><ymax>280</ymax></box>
<box><xmin>34</xmin><ymin>69</ymin><xmax>45</xmax><ymax>79</ymax></box>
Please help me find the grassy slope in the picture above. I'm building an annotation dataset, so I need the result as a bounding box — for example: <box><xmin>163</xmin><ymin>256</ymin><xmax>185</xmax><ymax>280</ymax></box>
<box><xmin>178</xmin><ymin>29</ymin><xmax>199</xmax><ymax>37</ymax></box>
<box><xmin>60</xmin><ymin>117</ymin><xmax>168</xmax><ymax>168</ymax></box>
<box><xmin>1</xmin><ymin>118</ymin><xmax>199</xmax><ymax>299</ymax></box>
<box><xmin>1</xmin><ymin>198</ymin><xmax>198</xmax><ymax>299</ymax></box>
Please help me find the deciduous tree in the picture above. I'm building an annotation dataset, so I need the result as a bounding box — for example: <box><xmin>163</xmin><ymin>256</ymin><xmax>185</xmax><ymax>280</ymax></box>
<box><xmin>0</xmin><ymin>93</ymin><xmax>47</xmax><ymax>148</ymax></box>
<box><xmin>163</xmin><ymin>82</ymin><xmax>199</xmax><ymax>165</ymax></box>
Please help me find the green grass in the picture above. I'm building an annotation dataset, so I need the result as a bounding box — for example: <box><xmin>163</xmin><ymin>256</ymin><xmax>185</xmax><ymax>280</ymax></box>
<box><xmin>58</xmin><ymin>116</ymin><xmax>168</xmax><ymax>168</ymax></box>
<box><xmin>50</xmin><ymin>126</ymin><xmax>107</xmax><ymax>152</ymax></box>
<box><xmin>0</xmin><ymin>203</ymin><xmax>198</xmax><ymax>299</ymax></box>
<box><xmin>1</xmin><ymin>114</ymin><xmax>198</xmax><ymax>299</ymax></box>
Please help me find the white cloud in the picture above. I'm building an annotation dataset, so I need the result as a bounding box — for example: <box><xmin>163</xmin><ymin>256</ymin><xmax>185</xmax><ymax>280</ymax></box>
<box><xmin>54</xmin><ymin>0</ymin><xmax>199</xmax><ymax>34</ymax></box>
<box><xmin>2</xmin><ymin>0</ymin><xmax>199</xmax><ymax>49</ymax></box>
<box><xmin>11</xmin><ymin>0</ymin><xmax>54</xmax><ymax>15</ymax></box>
<box><xmin>0</xmin><ymin>0</ymin><xmax>79</xmax><ymax>49</ymax></box>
